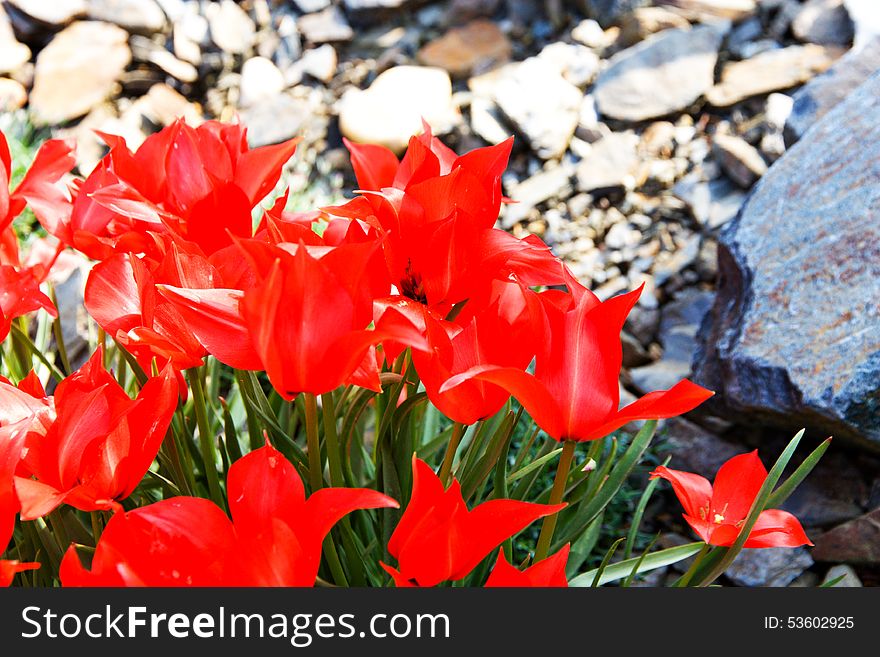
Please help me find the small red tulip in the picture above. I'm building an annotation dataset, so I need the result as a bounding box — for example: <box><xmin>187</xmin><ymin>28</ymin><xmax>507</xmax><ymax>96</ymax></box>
<box><xmin>485</xmin><ymin>544</ymin><xmax>570</xmax><ymax>587</ymax></box>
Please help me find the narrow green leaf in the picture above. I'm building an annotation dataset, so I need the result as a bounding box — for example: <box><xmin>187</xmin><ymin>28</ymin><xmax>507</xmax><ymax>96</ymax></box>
<box><xmin>570</xmin><ymin>541</ymin><xmax>705</xmax><ymax>587</ymax></box>
<box><xmin>766</xmin><ymin>437</ymin><xmax>832</xmax><ymax>509</ymax></box>
<box><xmin>590</xmin><ymin>537</ymin><xmax>626</xmax><ymax>587</ymax></box>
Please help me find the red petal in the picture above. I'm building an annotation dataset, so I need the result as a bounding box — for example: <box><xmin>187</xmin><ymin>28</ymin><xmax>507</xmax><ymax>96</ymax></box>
<box><xmin>344</xmin><ymin>138</ymin><xmax>399</xmax><ymax>191</ymax></box>
<box><xmin>743</xmin><ymin>509</ymin><xmax>812</xmax><ymax>548</ymax></box>
<box><xmin>711</xmin><ymin>450</ymin><xmax>767</xmax><ymax>524</ymax></box>
<box><xmin>485</xmin><ymin>544</ymin><xmax>570</xmax><ymax>587</ymax></box>
<box><xmin>650</xmin><ymin>465</ymin><xmax>712</xmax><ymax>520</ymax></box>
<box><xmin>0</xmin><ymin>560</ymin><xmax>40</xmax><ymax>587</ymax></box>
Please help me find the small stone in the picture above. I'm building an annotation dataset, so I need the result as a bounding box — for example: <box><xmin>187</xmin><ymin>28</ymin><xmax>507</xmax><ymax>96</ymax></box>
<box><xmin>239</xmin><ymin>56</ymin><xmax>285</xmax><ymax>107</ymax></box>
<box><xmin>706</xmin><ymin>44</ymin><xmax>841</xmax><ymax>107</ymax></box>
<box><xmin>594</xmin><ymin>25</ymin><xmax>725</xmax><ymax>122</ymax></box>
<box><xmin>134</xmin><ymin>83</ymin><xmax>202</xmax><ymax>126</ymax></box>
<box><xmin>673</xmin><ymin>172</ymin><xmax>746</xmax><ymax>229</ymax></box>
<box><xmin>447</xmin><ymin>0</ymin><xmax>501</xmax><ymax>24</ymax></box>
<box><xmin>8</xmin><ymin>0</ymin><xmax>85</xmax><ymax>26</ymax></box>
<box><xmin>575</xmin><ymin>131</ymin><xmax>640</xmax><ymax>195</ymax></box>
<box><xmin>792</xmin><ymin>0</ymin><xmax>854</xmax><ymax>47</ymax></box>
<box><xmin>490</xmin><ymin>58</ymin><xmax>582</xmax><ymax>159</ymax></box>
<box><xmin>29</xmin><ymin>21</ymin><xmax>131</xmax><ymax>126</ymax></box>
<box><xmin>502</xmin><ymin>164</ymin><xmax>573</xmax><ymax>227</ymax></box>
<box><xmin>86</xmin><ymin>0</ymin><xmax>167</xmax><ymax>34</ymax></box>
<box><xmin>726</xmin><ymin>547</ymin><xmax>813</xmax><ymax>587</ymax></box>
<box><xmin>417</xmin><ymin>20</ymin><xmax>511</xmax><ymax>78</ymax></box>
<box><xmin>812</xmin><ymin>508</ymin><xmax>880</xmax><ymax>564</ymax></box>
<box><xmin>297</xmin><ymin>6</ymin><xmax>353</xmax><ymax>43</ymax></box>
<box><xmin>571</xmin><ymin>19</ymin><xmax>606</xmax><ymax>49</ymax></box>
<box><xmin>765</xmin><ymin>92</ymin><xmax>794</xmax><ymax>131</ymax></box>
<box><xmin>469</xmin><ymin>96</ymin><xmax>509</xmax><ymax>145</ymax></box>
<box><xmin>537</xmin><ymin>42</ymin><xmax>600</xmax><ymax>87</ymax></box>
<box><xmin>0</xmin><ymin>7</ymin><xmax>29</xmax><ymax>75</ymax></box>
<box><xmin>339</xmin><ymin>66</ymin><xmax>458</xmax><ymax>152</ymax></box>
<box><xmin>239</xmin><ymin>93</ymin><xmax>311</xmax><ymax>148</ymax></box>
<box><xmin>208</xmin><ymin>0</ymin><xmax>256</xmax><ymax>54</ymax></box>
<box><xmin>822</xmin><ymin>564</ymin><xmax>862</xmax><ymax>587</ymax></box>
<box><xmin>0</xmin><ymin>77</ymin><xmax>26</xmax><ymax>111</ymax></box>
<box><xmin>585</xmin><ymin>0</ymin><xmax>651</xmax><ymax>28</ymax></box>
<box><xmin>713</xmin><ymin>133</ymin><xmax>767</xmax><ymax>188</ymax></box>
<box><xmin>616</xmin><ymin>7</ymin><xmax>691</xmax><ymax>48</ymax></box>
<box><xmin>130</xmin><ymin>36</ymin><xmax>198</xmax><ymax>83</ymax></box>
<box><xmin>299</xmin><ymin>44</ymin><xmax>337</xmax><ymax>83</ymax></box>
<box><xmin>662</xmin><ymin>0</ymin><xmax>757</xmax><ymax>21</ymax></box>
<box><xmin>294</xmin><ymin>0</ymin><xmax>331</xmax><ymax>11</ymax></box>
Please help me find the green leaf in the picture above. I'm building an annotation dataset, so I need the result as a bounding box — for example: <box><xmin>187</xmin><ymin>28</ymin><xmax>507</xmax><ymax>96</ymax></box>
<box><xmin>570</xmin><ymin>542</ymin><xmax>705</xmax><ymax>587</ymax></box>
<box><xmin>624</xmin><ymin>456</ymin><xmax>668</xmax><ymax>560</ymax></box>
<box><xmin>506</xmin><ymin>448</ymin><xmax>563</xmax><ymax>484</ymax></box>
<box><xmin>590</xmin><ymin>537</ymin><xmax>625</xmax><ymax>587</ymax></box>
<box><xmin>766</xmin><ymin>437</ymin><xmax>832</xmax><ymax>509</ymax></box>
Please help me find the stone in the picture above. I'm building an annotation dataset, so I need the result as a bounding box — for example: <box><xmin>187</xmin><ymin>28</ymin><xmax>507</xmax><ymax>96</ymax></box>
<box><xmin>338</xmin><ymin>66</ymin><xmax>458</xmax><ymax>153</ymax></box>
<box><xmin>134</xmin><ymin>83</ymin><xmax>202</xmax><ymax>126</ymax></box>
<box><xmin>417</xmin><ymin>20</ymin><xmax>511</xmax><ymax>78</ymax></box>
<box><xmin>0</xmin><ymin>77</ymin><xmax>26</xmax><ymax>111</ymax></box>
<box><xmin>673</xmin><ymin>173</ymin><xmax>746</xmax><ymax>229</ymax></box>
<box><xmin>86</xmin><ymin>0</ymin><xmax>167</xmax><ymax>34</ymax></box>
<box><xmin>297</xmin><ymin>6</ymin><xmax>353</xmax><ymax>43</ymax></box>
<box><xmin>469</xmin><ymin>96</ymin><xmax>510</xmax><ymax>145</ymax></box>
<box><xmin>822</xmin><ymin>564</ymin><xmax>862</xmax><ymax>587</ymax></box>
<box><xmin>294</xmin><ymin>0</ymin><xmax>331</xmax><ymax>11</ymax></box>
<box><xmin>845</xmin><ymin>0</ymin><xmax>880</xmax><ymax>51</ymax></box>
<box><xmin>571</xmin><ymin>19</ymin><xmax>607</xmax><ymax>48</ymax></box>
<box><xmin>706</xmin><ymin>45</ymin><xmax>841</xmax><ymax>107</ymax></box>
<box><xmin>502</xmin><ymin>165</ymin><xmax>573</xmax><ymax>226</ymax></box>
<box><xmin>616</xmin><ymin>7</ymin><xmax>691</xmax><ymax>47</ymax></box>
<box><xmin>239</xmin><ymin>56</ymin><xmax>285</xmax><ymax>107</ymax></box>
<box><xmin>537</xmin><ymin>42</ymin><xmax>600</xmax><ymax>88</ymax></box>
<box><xmin>581</xmin><ymin>0</ymin><xmax>651</xmax><ymax>28</ymax></box>
<box><xmin>299</xmin><ymin>45</ymin><xmax>337</xmax><ymax>83</ymax></box>
<box><xmin>594</xmin><ymin>26</ymin><xmax>724</xmax><ymax>122</ymax></box>
<box><xmin>696</xmin><ymin>73</ymin><xmax>880</xmax><ymax>448</ymax></box>
<box><xmin>208</xmin><ymin>0</ymin><xmax>256</xmax><ymax>54</ymax></box>
<box><xmin>655</xmin><ymin>0</ymin><xmax>757</xmax><ymax>20</ymax></box>
<box><xmin>812</xmin><ymin>508</ymin><xmax>880</xmax><ymax>563</ymax></box>
<box><xmin>575</xmin><ymin>131</ymin><xmax>640</xmax><ymax>195</ymax></box>
<box><xmin>0</xmin><ymin>7</ymin><xmax>29</xmax><ymax>76</ymax></box>
<box><xmin>29</xmin><ymin>21</ymin><xmax>131</xmax><ymax>126</ymax></box>
<box><xmin>490</xmin><ymin>58</ymin><xmax>582</xmax><ymax>160</ymax></box>
<box><xmin>8</xmin><ymin>0</ymin><xmax>85</xmax><ymax>26</ymax></box>
<box><xmin>447</xmin><ymin>0</ymin><xmax>501</xmax><ymax>24</ymax></box>
<box><xmin>792</xmin><ymin>0</ymin><xmax>854</xmax><ymax>47</ymax></box>
<box><xmin>343</xmin><ymin>0</ymin><xmax>411</xmax><ymax>24</ymax></box>
<box><xmin>779</xmin><ymin>450</ymin><xmax>867</xmax><ymax>527</ymax></box>
<box><xmin>630</xmin><ymin>288</ymin><xmax>713</xmax><ymax>393</ymax></box>
<box><xmin>239</xmin><ymin>93</ymin><xmax>311</xmax><ymax>148</ymax></box>
<box><xmin>130</xmin><ymin>35</ymin><xmax>198</xmax><ymax>83</ymax></box>
<box><xmin>713</xmin><ymin>134</ymin><xmax>767</xmax><ymax>188</ymax></box>
<box><xmin>785</xmin><ymin>38</ymin><xmax>880</xmax><ymax>145</ymax></box>
<box><xmin>726</xmin><ymin>547</ymin><xmax>813</xmax><ymax>587</ymax></box>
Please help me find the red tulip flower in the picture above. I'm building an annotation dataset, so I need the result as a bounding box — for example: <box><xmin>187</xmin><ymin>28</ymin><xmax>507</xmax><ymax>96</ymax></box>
<box><xmin>61</xmin><ymin>443</ymin><xmax>398</xmax><ymax>586</ymax></box>
<box><xmin>0</xmin><ymin>265</ymin><xmax>57</xmax><ymax>342</ymax></box>
<box><xmin>381</xmin><ymin>457</ymin><xmax>565</xmax><ymax>587</ymax></box>
<box><xmin>15</xmin><ymin>349</ymin><xmax>178</xmax><ymax>518</ymax></box>
<box><xmin>650</xmin><ymin>451</ymin><xmax>812</xmax><ymax>548</ymax></box>
<box><xmin>442</xmin><ymin>275</ymin><xmax>713</xmax><ymax>441</ymax></box>
<box><xmin>485</xmin><ymin>544</ymin><xmax>570</xmax><ymax>587</ymax></box>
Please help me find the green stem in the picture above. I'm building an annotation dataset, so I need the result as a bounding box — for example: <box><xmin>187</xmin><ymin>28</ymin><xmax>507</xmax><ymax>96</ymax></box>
<box><xmin>322</xmin><ymin>391</ymin><xmax>345</xmax><ymax>487</ymax></box>
<box><xmin>534</xmin><ymin>440</ymin><xmax>576</xmax><ymax>561</ymax></box>
<box><xmin>188</xmin><ymin>368</ymin><xmax>224</xmax><ymax>508</ymax></box>
<box><xmin>48</xmin><ymin>284</ymin><xmax>71</xmax><ymax>375</ymax></box>
<box><xmin>439</xmin><ymin>422</ymin><xmax>466</xmax><ymax>487</ymax></box>
<box><xmin>303</xmin><ymin>393</ymin><xmax>324</xmax><ymax>492</ymax></box>
<box><xmin>10</xmin><ymin>322</ymin><xmax>65</xmax><ymax>382</ymax></box>
<box><xmin>676</xmin><ymin>544</ymin><xmax>710</xmax><ymax>587</ymax></box>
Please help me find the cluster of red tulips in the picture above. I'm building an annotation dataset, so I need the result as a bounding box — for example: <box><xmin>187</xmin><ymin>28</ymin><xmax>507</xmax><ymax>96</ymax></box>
<box><xmin>0</xmin><ymin>118</ymin><xmax>823</xmax><ymax>587</ymax></box>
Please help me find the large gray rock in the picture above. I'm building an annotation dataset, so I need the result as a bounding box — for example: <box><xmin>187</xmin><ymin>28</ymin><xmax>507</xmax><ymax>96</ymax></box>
<box><xmin>594</xmin><ymin>25</ymin><xmax>724</xmax><ymax>122</ymax></box>
<box><xmin>696</xmin><ymin>72</ymin><xmax>880</xmax><ymax>450</ymax></box>
<box><xmin>726</xmin><ymin>547</ymin><xmax>813</xmax><ymax>587</ymax></box>
<box><xmin>785</xmin><ymin>38</ymin><xmax>880</xmax><ymax>146</ymax></box>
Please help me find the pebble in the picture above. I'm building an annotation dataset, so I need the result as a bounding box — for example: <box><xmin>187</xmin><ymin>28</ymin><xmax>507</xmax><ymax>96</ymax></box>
<box><xmin>575</xmin><ymin>131</ymin><xmax>640</xmax><ymax>196</ymax></box>
<box><xmin>792</xmin><ymin>0</ymin><xmax>854</xmax><ymax>47</ymax></box>
<box><xmin>417</xmin><ymin>19</ymin><xmax>511</xmax><ymax>78</ymax></box>
<box><xmin>712</xmin><ymin>133</ymin><xmax>768</xmax><ymax>188</ymax></box>
<box><xmin>207</xmin><ymin>0</ymin><xmax>257</xmax><ymax>54</ymax></box>
<box><xmin>8</xmin><ymin>0</ymin><xmax>85</xmax><ymax>26</ymax></box>
<box><xmin>86</xmin><ymin>0</ymin><xmax>167</xmax><ymax>35</ymax></box>
<box><xmin>298</xmin><ymin>6</ymin><xmax>354</xmax><ymax>44</ymax></box>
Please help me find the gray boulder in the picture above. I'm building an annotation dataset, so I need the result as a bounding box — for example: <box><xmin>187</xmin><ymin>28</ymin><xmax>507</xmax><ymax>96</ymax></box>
<box><xmin>696</xmin><ymin>72</ymin><xmax>880</xmax><ymax>450</ymax></box>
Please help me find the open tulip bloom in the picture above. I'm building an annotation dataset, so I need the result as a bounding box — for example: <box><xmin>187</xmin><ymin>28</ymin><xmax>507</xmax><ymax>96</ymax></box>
<box><xmin>0</xmin><ymin>118</ymin><xmax>826</xmax><ymax>588</ymax></box>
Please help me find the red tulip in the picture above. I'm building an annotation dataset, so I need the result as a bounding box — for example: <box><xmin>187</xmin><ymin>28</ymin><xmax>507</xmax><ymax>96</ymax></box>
<box><xmin>441</xmin><ymin>275</ymin><xmax>713</xmax><ymax>441</ymax></box>
<box><xmin>0</xmin><ymin>265</ymin><xmax>57</xmax><ymax>342</ymax></box>
<box><xmin>60</xmin><ymin>120</ymin><xmax>297</xmax><ymax>260</ymax></box>
<box><xmin>381</xmin><ymin>457</ymin><xmax>565</xmax><ymax>587</ymax></box>
<box><xmin>650</xmin><ymin>451</ymin><xmax>812</xmax><ymax>548</ymax></box>
<box><xmin>0</xmin><ymin>559</ymin><xmax>39</xmax><ymax>587</ymax></box>
<box><xmin>61</xmin><ymin>443</ymin><xmax>398</xmax><ymax>586</ymax></box>
<box><xmin>485</xmin><ymin>544</ymin><xmax>570</xmax><ymax>587</ymax></box>
<box><xmin>15</xmin><ymin>349</ymin><xmax>178</xmax><ymax>518</ymax></box>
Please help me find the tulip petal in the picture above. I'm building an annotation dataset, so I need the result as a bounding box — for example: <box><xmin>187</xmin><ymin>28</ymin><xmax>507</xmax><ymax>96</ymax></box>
<box><xmin>743</xmin><ymin>509</ymin><xmax>812</xmax><ymax>548</ymax></box>
<box><xmin>485</xmin><ymin>544</ymin><xmax>570</xmax><ymax>587</ymax></box>
<box><xmin>711</xmin><ymin>450</ymin><xmax>766</xmax><ymax>524</ymax></box>
<box><xmin>649</xmin><ymin>465</ymin><xmax>712</xmax><ymax>521</ymax></box>
<box><xmin>344</xmin><ymin>138</ymin><xmax>399</xmax><ymax>191</ymax></box>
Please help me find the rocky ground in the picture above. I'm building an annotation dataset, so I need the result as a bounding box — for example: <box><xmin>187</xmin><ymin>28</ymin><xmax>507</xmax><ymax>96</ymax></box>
<box><xmin>0</xmin><ymin>0</ymin><xmax>878</xmax><ymax>586</ymax></box>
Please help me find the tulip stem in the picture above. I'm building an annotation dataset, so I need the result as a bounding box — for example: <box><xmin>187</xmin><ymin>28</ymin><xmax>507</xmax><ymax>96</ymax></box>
<box><xmin>188</xmin><ymin>368</ymin><xmax>225</xmax><ymax>509</ymax></box>
<box><xmin>439</xmin><ymin>422</ymin><xmax>466</xmax><ymax>487</ymax></box>
<box><xmin>534</xmin><ymin>440</ymin><xmax>576</xmax><ymax>562</ymax></box>
<box><xmin>304</xmin><ymin>393</ymin><xmax>324</xmax><ymax>492</ymax></box>
<box><xmin>322</xmin><ymin>392</ymin><xmax>345</xmax><ymax>487</ymax></box>
<box><xmin>48</xmin><ymin>284</ymin><xmax>71</xmax><ymax>375</ymax></box>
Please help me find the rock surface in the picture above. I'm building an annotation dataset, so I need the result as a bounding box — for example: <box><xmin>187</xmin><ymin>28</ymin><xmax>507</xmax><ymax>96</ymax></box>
<box><xmin>726</xmin><ymin>547</ymin><xmax>814</xmax><ymax>587</ymax></box>
<box><xmin>86</xmin><ymin>0</ymin><xmax>167</xmax><ymax>34</ymax></box>
<box><xmin>812</xmin><ymin>508</ymin><xmax>880</xmax><ymax>564</ymax></box>
<box><xmin>29</xmin><ymin>21</ymin><xmax>131</xmax><ymax>126</ymax></box>
<box><xmin>594</xmin><ymin>26</ymin><xmax>724</xmax><ymax>122</ymax></box>
<box><xmin>696</xmin><ymin>72</ymin><xmax>880</xmax><ymax>448</ymax></box>
<box><xmin>785</xmin><ymin>38</ymin><xmax>880</xmax><ymax>145</ymax></box>
<box><xmin>417</xmin><ymin>19</ymin><xmax>511</xmax><ymax>77</ymax></box>
<box><xmin>792</xmin><ymin>0</ymin><xmax>853</xmax><ymax>47</ymax></box>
